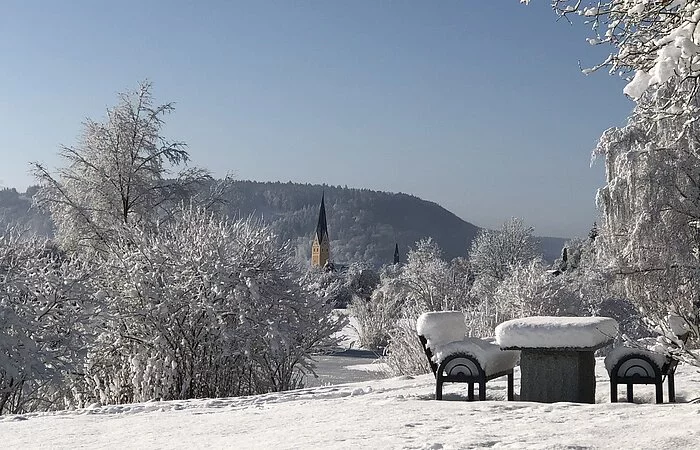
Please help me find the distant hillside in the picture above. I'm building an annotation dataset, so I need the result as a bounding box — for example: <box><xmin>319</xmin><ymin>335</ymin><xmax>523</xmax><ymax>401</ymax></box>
<box><xmin>223</xmin><ymin>181</ymin><xmax>566</xmax><ymax>266</ymax></box>
<box><xmin>0</xmin><ymin>187</ymin><xmax>53</xmax><ymax>235</ymax></box>
<box><xmin>0</xmin><ymin>182</ymin><xmax>567</xmax><ymax>266</ymax></box>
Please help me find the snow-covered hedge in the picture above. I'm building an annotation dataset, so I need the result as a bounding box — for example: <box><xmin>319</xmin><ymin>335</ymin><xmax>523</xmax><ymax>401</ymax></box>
<box><xmin>80</xmin><ymin>207</ymin><xmax>344</xmax><ymax>404</ymax></box>
<box><xmin>0</xmin><ymin>208</ymin><xmax>345</xmax><ymax>415</ymax></box>
<box><xmin>0</xmin><ymin>228</ymin><xmax>93</xmax><ymax>414</ymax></box>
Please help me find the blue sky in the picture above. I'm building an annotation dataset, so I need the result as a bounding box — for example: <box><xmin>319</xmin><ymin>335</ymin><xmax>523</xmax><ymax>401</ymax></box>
<box><xmin>0</xmin><ymin>1</ymin><xmax>633</xmax><ymax>237</ymax></box>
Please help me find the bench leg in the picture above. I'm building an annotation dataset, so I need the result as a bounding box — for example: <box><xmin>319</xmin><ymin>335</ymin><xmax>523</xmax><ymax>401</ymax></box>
<box><xmin>507</xmin><ymin>373</ymin><xmax>514</xmax><ymax>401</ymax></box>
<box><xmin>468</xmin><ymin>383</ymin><xmax>474</xmax><ymax>401</ymax></box>
<box><xmin>668</xmin><ymin>373</ymin><xmax>676</xmax><ymax>403</ymax></box>
<box><xmin>611</xmin><ymin>381</ymin><xmax>618</xmax><ymax>403</ymax></box>
<box><xmin>479</xmin><ymin>380</ymin><xmax>486</xmax><ymax>401</ymax></box>
<box><xmin>655</xmin><ymin>382</ymin><xmax>663</xmax><ymax>404</ymax></box>
<box><xmin>627</xmin><ymin>384</ymin><xmax>634</xmax><ymax>403</ymax></box>
<box><xmin>436</xmin><ymin>376</ymin><xmax>443</xmax><ymax>400</ymax></box>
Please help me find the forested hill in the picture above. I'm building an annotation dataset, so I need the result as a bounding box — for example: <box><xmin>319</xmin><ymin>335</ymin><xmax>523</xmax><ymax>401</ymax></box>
<box><xmin>223</xmin><ymin>181</ymin><xmax>566</xmax><ymax>267</ymax></box>
<box><xmin>0</xmin><ymin>182</ymin><xmax>566</xmax><ymax>267</ymax></box>
<box><xmin>0</xmin><ymin>187</ymin><xmax>52</xmax><ymax>236</ymax></box>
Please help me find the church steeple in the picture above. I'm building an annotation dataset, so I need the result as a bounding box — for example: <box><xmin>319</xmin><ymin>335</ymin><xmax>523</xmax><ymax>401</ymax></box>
<box><xmin>393</xmin><ymin>243</ymin><xmax>400</xmax><ymax>265</ymax></box>
<box><xmin>315</xmin><ymin>193</ymin><xmax>328</xmax><ymax>245</ymax></box>
<box><xmin>311</xmin><ymin>193</ymin><xmax>330</xmax><ymax>267</ymax></box>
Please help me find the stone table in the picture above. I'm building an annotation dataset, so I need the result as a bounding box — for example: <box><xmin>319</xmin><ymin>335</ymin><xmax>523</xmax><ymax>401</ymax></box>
<box><xmin>495</xmin><ymin>316</ymin><xmax>619</xmax><ymax>403</ymax></box>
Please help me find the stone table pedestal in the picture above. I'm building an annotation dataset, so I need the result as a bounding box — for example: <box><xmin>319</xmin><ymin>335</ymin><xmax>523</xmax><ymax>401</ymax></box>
<box><xmin>518</xmin><ymin>348</ymin><xmax>598</xmax><ymax>403</ymax></box>
<box><xmin>496</xmin><ymin>316</ymin><xmax>619</xmax><ymax>404</ymax></box>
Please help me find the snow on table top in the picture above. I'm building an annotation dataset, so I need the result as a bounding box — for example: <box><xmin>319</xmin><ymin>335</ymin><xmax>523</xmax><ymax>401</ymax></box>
<box><xmin>495</xmin><ymin>316</ymin><xmax>619</xmax><ymax>350</ymax></box>
<box><xmin>416</xmin><ymin>311</ymin><xmax>466</xmax><ymax>348</ymax></box>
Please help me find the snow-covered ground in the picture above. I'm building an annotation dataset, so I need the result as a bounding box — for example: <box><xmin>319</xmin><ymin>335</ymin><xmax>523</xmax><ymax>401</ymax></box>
<box><xmin>302</xmin><ymin>310</ymin><xmax>389</xmax><ymax>387</ymax></box>
<box><xmin>2</xmin><ymin>359</ymin><xmax>700</xmax><ymax>449</ymax></box>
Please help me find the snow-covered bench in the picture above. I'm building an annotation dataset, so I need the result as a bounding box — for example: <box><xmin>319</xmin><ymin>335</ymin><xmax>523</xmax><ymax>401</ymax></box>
<box><xmin>605</xmin><ymin>316</ymin><xmax>691</xmax><ymax>404</ymax></box>
<box><xmin>416</xmin><ymin>311</ymin><xmax>519</xmax><ymax>401</ymax></box>
<box><xmin>496</xmin><ymin>316</ymin><xmax>619</xmax><ymax>403</ymax></box>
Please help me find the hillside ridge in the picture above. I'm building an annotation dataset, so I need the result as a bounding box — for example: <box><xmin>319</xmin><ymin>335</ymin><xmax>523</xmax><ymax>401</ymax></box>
<box><xmin>223</xmin><ymin>180</ymin><xmax>566</xmax><ymax>265</ymax></box>
<box><xmin>0</xmin><ymin>182</ymin><xmax>567</xmax><ymax>266</ymax></box>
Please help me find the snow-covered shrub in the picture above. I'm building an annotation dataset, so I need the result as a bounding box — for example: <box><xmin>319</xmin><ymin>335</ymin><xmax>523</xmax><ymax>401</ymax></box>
<box><xmin>311</xmin><ymin>262</ymin><xmax>379</xmax><ymax>309</ymax></box>
<box><xmin>398</xmin><ymin>238</ymin><xmax>468</xmax><ymax>312</ymax></box>
<box><xmin>304</xmin><ymin>266</ymin><xmax>345</xmax><ymax>307</ymax></box>
<box><xmin>493</xmin><ymin>259</ymin><xmax>585</xmax><ymax>320</ymax></box>
<box><xmin>345</xmin><ymin>262</ymin><xmax>380</xmax><ymax>301</ymax></box>
<box><xmin>384</xmin><ymin>302</ymin><xmax>432</xmax><ymax>376</ymax></box>
<box><xmin>466</xmin><ymin>275</ymin><xmax>505</xmax><ymax>332</ymax></box>
<box><xmin>469</xmin><ymin>218</ymin><xmax>539</xmax><ymax>282</ymax></box>
<box><xmin>381</xmin><ymin>239</ymin><xmax>473</xmax><ymax>376</ymax></box>
<box><xmin>465</xmin><ymin>217</ymin><xmax>543</xmax><ymax>334</ymax></box>
<box><xmin>83</xmin><ymin>207</ymin><xmax>344</xmax><ymax>404</ymax></box>
<box><xmin>0</xmin><ymin>228</ymin><xmax>93</xmax><ymax>414</ymax></box>
<box><xmin>348</xmin><ymin>265</ymin><xmax>403</xmax><ymax>350</ymax></box>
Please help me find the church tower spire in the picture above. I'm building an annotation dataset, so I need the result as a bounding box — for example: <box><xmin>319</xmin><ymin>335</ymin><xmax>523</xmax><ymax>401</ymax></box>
<box><xmin>394</xmin><ymin>243</ymin><xmax>400</xmax><ymax>265</ymax></box>
<box><xmin>311</xmin><ymin>193</ymin><xmax>330</xmax><ymax>267</ymax></box>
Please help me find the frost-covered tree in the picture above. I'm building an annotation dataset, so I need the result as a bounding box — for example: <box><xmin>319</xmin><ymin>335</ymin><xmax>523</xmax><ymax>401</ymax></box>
<box><xmin>595</xmin><ymin>81</ymin><xmax>700</xmax><ymax>362</ymax></box>
<box><xmin>304</xmin><ymin>266</ymin><xmax>349</xmax><ymax>307</ymax></box>
<box><xmin>313</xmin><ymin>262</ymin><xmax>379</xmax><ymax>309</ymax></box>
<box><xmin>344</xmin><ymin>262</ymin><xmax>380</xmax><ymax>302</ymax></box>
<box><xmin>31</xmin><ymin>81</ymin><xmax>214</xmax><ymax>252</ymax></box>
<box><xmin>82</xmin><ymin>207</ymin><xmax>343</xmax><ymax>404</ymax></box>
<box><xmin>468</xmin><ymin>218</ymin><xmax>539</xmax><ymax>282</ymax></box>
<box><xmin>520</xmin><ymin>2</ymin><xmax>700</xmax><ymax>357</ymax></box>
<box><xmin>398</xmin><ymin>238</ymin><xmax>467</xmax><ymax>312</ymax></box>
<box><xmin>381</xmin><ymin>239</ymin><xmax>475</xmax><ymax>375</ymax></box>
<box><xmin>547</xmin><ymin>1</ymin><xmax>700</xmax><ymax>105</ymax></box>
<box><xmin>494</xmin><ymin>258</ymin><xmax>585</xmax><ymax>320</ymax></box>
<box><xmin>0</xmin><ymin>228</ymin><xmax>93</xmax><ymax>414</ymax></box>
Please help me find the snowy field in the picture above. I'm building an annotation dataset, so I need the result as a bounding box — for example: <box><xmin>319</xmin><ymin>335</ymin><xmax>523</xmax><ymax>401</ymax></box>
<box><xmin>2</xmin><ymin>358</ymin><xmax>700</xmax><ymax>449</ymax></box>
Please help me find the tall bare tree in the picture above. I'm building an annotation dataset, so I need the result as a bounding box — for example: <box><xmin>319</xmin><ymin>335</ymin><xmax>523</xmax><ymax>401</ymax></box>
<box><xmin>31</xmin><ymin>81</ymin><xmax>212</xmax><ymax>251</ymax></box>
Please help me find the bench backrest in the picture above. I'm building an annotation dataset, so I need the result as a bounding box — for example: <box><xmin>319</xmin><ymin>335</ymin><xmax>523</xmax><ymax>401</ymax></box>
<box><xmin>416</xmin><ymin>311</ymin><xmax>469</xmax><ymax>377</ymax></box>
<box><xmin>416</xmin><ymin>311</ymin><xmax>466</xmax><ymax>349</ymax></box>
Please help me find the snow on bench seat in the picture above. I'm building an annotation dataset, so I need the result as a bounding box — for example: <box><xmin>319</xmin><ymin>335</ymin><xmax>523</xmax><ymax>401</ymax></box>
<box><xmin>495</xmin><ymin>316</ymin><xmax>619</xmax><ymax>350</ymax></box>
<box><xmin>605</xmin><ymin>315</ymin><xmax>691</xmax><ymax>373</ymax></box>
<box><xmin>604</xmin><ymin>344</ymin><xmax>669</xmax><ymax>373</ymax></box>
<box><xmin>432</xmin><ymin>337</ymin><xmax>520</xmax><ymax>377</ymax></box>
<box><xmin>416</xmin><ymin>312</ymin><xmax>519</xmax><ymax>377</ymax></box>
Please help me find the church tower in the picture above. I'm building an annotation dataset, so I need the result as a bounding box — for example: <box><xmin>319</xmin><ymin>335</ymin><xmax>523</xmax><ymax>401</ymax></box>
<box><xmin>311</xmin><ymin>193</ymin><xmax>330</xmax><ymax>267</ymax></box>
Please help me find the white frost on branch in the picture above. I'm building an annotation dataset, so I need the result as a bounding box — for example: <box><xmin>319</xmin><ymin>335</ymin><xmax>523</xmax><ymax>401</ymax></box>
<box><xmin>594</xmin><ymin>81</ymin><xmax>700</xmax><ymax>366</ymax></box>
<box><xmin>549</xmin><ymin>1</ymin><xmax>700</xmax><ymax>103</ymax></box>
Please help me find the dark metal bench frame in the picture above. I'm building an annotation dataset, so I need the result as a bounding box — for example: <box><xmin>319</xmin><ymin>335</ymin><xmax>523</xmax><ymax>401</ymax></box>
<box><xmin>609</xmin><ymin>332</ymin><xmax>689</xmax><ymax>404</ymax></box>
<box><xmin>418</xmin><ymin>335</ymin><xmax>515</xmax><ymax>401</ymax></box>
<box><xmin>609</xmin><ymin>332</ymin><xmax>691</xmax><ymax>404</ymax></box>
<box><xmin>609</xmin><ymin>354</ymin><xmax>674</xmax><ymax>403</ymax></box>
